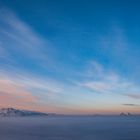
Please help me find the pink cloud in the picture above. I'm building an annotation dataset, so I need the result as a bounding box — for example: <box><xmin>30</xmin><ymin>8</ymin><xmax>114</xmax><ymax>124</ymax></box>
<box><xmin>0</xmin><ymin>79</ymin><xmax>39</xmax><ymax>110</ymax></box>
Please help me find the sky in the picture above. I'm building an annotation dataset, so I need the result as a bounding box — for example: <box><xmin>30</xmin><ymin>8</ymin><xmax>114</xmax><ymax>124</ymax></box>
<box><xmin>0</xmin><ymin>0</ymin><xmax>140</xmax><ymax>114</ymax></box>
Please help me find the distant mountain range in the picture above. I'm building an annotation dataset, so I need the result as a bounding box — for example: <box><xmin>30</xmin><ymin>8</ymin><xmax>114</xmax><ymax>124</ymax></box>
<box><xmin>120</xmin><ymin>112</ymin><xmax>132</xmax><ymax>116</ymax></box>
<box><xmin>0</xmin><ymin>108</ymin><xmax>139</xmax><ymax>117</ymax></box>
<box><xmin>0</xmin><ymin>108</ymin><xmax>48</xmax><ymax>117</ymax></box>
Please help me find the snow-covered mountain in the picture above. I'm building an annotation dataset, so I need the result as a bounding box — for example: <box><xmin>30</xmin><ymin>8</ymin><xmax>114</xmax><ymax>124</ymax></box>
<box><xmin>0</xmin><ymin>108</ymin><xmax>48</xmax><ymax>117</ymax></box>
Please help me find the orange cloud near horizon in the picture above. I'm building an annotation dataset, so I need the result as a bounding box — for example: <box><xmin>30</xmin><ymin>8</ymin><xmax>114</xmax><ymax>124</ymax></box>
<box><xmin>0</xmin><ymin>78</ymin><xmax>61</xmax><ymax>113</ymax></box>
<box><xmin>0</xmin><ymin>78</ymin><xmax>40</xmax><ymax>110</ymax></box>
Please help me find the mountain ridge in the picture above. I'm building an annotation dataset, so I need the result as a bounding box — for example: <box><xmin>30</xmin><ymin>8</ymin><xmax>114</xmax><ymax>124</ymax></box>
<box><xmin>0</xmin><ymin>108</ymin><xmax>139</xmax><ymax>117</ymax></box>
<box><xmin>0</xmin><ymin>108</ymin><xmax>48</xmax><ymax>117</ymax></box>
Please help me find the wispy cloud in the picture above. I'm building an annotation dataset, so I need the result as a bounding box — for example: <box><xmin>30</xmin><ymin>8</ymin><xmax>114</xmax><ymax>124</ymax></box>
<box><xmin>0</xmin><ymin>8</ymin><xmax>54</xmax><ymax>69</ymax></box>
<box><xmin>125</xmin><ymin>93</ymin><xmax>140</xmax><ymax>100</ymax></box>
<box><xmin>0</xmin><ymin>78</ymin><xmax>38</xmax><ymax>110</ymax></box>
<box><xmin>77</xmin><ymin>61</ymin><xmax>140</xmax><ymax>100</ymax></box>
<box><xmin>0</xmin><ymin>8</ymin><xmax>65</xmax><ymax>96</ymax></box>
<box><xmin>98</xmin><ymin>23</ymin><xmax>140</xmax><ymax>81</ymax></box>
<box><xmin>0</xmin><ymin>71</ymin><xmax>65</xmax><ymax>112</ymax></box>
<box><xmin>0</xmin><ymin>71</ymin><xmax>63</xmax><ymax>96</ymax></box>
<box><xmin>0</xmin><ymin>78</ymin><xmax>36</xmax><ymax>102</ymax></box>
<box><xmin>122</xmin><ymin>104</ymin><xmax>140</xmax><ymax>107</ymax></box>
<box><xmin>0</xmin><ymin>9</ymin><xmax>44</xmax><ymax>48</ymax></box>
<box><xmin>98</xmin><ymin>24</ymin><xmax>128</xmax><ymax>57</ymax></box>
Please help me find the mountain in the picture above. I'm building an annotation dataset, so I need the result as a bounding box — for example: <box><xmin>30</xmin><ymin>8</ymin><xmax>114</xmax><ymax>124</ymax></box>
<box><xmin>120</xmin><ymin>112</ymin><xmax>133</xmax><ymax>116</ymax></box>
<box><xmin>0</xmin><ymin>108</ymin><xmax>48</xmax><ymax>117</ymax></box>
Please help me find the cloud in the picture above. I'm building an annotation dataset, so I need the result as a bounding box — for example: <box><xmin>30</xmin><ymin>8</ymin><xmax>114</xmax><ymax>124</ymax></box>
<box><xmin>125</xmin><ymin>93</ymin><xmax>140</xmax><ymax>100</ymax></box>
<box><xmin>0</xmin><ymin>78</ymin><xmax>37</xmax><ymax>109</ymax></box>
<box><xmin>98</xmin><ymin>23</ymin><xmax>140</xmax><ymax>80</ymax></box>
<box><xmin>0</xmin><ymin>8</ymin><xmax>65</xmax><ymax>80</ymax></box>
<box><xmin>0</xmin><ymin>72</ymin><xmax>65</xmax><ymax>112</ymax></box>
<box><xmin>85</xmin><ymin>61</ymin><xmax>105</xmax><ymax>79</ymax></box>
<box><xmin>0</xmin><ymin>8</ymin><xmax>69</xmax><ymax>101</ymax></box>
<box><xmin>0</xmin><ymin>71</ymin><xmax>63</xmax><ymax>96</ymax></box>
<box><xmin>82</xmin><ymin>81</ymin><xmax>112</xmax><ymax>93</ymax></box>
<box><xmin>122</xmin><ymin>104</ymin><xmax>140</xmax><ymax>107</ymax></box>
<box><xmin>98</xmin><ymin>24</ymin><xmax>128</xmax><ymax>57</ymax></box>
<box><xmin>0</xmin><ymin>41</ymin><xmax>6</xmax><ymax>58</ymax></box>
<box><xmin>77</xmin><ymin>61</ymin><xmax>140</xmax><ymax>99</ymax></box>
<box><xmin>0</xmin><ymin>8</ymin><xmax>54</xmax><ymax>68</ymax></box>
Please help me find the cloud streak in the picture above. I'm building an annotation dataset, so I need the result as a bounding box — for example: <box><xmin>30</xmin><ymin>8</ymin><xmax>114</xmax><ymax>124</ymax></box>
<box><xmin>0</xmin><ymin>72</ymin><xmax>66</xmax><ymax>113</ymax></box>
<box><xmin>125</xmin><ymin>93</ymin><xmax>140</xmax><ymax>100</ymax></box>
<box><xmin>0</xmin><ymin>8</ymin><xmax>55</xmax><ymax>70</ymax></box>
<box><xmin>0</xmin><ymin>71</ymin><xmax>63</xmax><ymax>96</ymax></box>
<box><xmin>0</xmin><ymin>78</ymin><xmax>37</xmax><ymax>109</ymax></box>
<box><xmin>123</xmin><ymin>104</ymin><xmax>140</xmax><ymax>107</ymax></box>
<box><xmin>77</xmin><ymin>61</ymin><xmax>140</xmax><ymax>100</ymax></box>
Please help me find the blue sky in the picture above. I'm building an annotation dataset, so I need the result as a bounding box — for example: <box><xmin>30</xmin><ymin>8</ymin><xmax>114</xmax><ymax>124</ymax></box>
<box><xmin>0</xmin><ymin>0</ymin><xmax>140</xmax><ymax>114</ymax></box>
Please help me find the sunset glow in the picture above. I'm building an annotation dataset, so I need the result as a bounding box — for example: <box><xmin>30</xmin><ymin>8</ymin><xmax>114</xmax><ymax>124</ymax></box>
<box><xmin>0</xmin><ymin>0</ymin><xmax>140</xmax><ymax>115</ymax></box>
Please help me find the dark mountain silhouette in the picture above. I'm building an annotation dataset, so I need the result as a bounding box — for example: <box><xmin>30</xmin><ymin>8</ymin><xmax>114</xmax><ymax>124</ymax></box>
<box><xmin>0</xmin><ymin>108</ymin><xmax>48</xmax><ymax>117</ymax></box>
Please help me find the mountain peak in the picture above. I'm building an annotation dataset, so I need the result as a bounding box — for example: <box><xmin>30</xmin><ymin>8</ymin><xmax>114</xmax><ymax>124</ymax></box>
<box><xmin>120</xmin><ymin>112</ymin><xmax>133</xmax><ymax>116</ymax></box>
<box><xmin>0</xmin><ymin>108</ymin><xmax>48</xmax><ymax>117</ymax></box>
